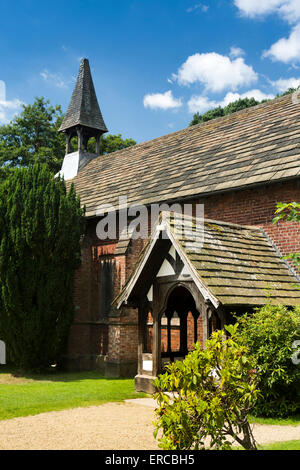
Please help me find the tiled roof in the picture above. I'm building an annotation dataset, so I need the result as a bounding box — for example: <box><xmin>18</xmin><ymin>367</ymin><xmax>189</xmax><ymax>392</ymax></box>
<box><xmin>59</xmin><ymin>59</ymin><xmax>108</xmax><ymax>134</ymax></box>
<box><xmin>70</xmin><ymin>93</ymin><xmax>300</xmax><ymax>217</ymax></box>
<box><xmin>115</xmin><ymin>212</ymin><xmax>300</xmax><ymax>307</ymax></box>
<box><xmin>171</xmin><ymin>214</ymin><xmax>300</xmax><ymax>306</ymax></box>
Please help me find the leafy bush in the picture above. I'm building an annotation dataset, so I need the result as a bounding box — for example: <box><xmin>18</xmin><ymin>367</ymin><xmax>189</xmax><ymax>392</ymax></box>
<box><xmin>153</xmin><ymin>325</ymin><xmax>259</xmax><ymax>450</ymax></box>
<box><xmin>273</xmin><ymin>202</ymin><xmax>300</xmax><ymax>272</ymax></box>
<box><xmin>189</xmin><ymin>97</ymin><xmax>263</xmax><ymax>127</ymax></box>
<box><xmin>0</xmin><ymin>164</ymin><xmax>85</xmax><ymax>370</ymax></box>
<box><xmin>235</xmin><ymin>304</ymin><xmax>300</xmax><ymax>418</ymax></box>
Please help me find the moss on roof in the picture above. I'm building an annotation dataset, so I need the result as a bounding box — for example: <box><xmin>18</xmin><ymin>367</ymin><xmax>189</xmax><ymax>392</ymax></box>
<box><xmin>69</xmin><ymin>93</ymin><xmax>300</xmax><ymax>217</ymax></box>
<box><xmin>115</xmin><ymin>212</ymin><xmax>300</xmax><ymax>308</ymax></box>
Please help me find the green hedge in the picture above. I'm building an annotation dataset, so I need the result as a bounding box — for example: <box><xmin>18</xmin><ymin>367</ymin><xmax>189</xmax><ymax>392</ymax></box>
<box><xmin>235</xmin><ymin>304</ymin><xmax>300</xmax><ymax>418</ymax></box>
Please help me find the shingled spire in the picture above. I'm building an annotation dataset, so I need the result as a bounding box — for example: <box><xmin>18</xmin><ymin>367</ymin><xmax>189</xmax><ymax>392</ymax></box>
<box><xmin>57</xmin><ymin>59</ymin><xmax>108</xmax><ymax>180</ymax></box>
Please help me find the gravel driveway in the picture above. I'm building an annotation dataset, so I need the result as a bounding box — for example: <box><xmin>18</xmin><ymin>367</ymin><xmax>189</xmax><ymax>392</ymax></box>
<box><xmin>0</xmin><ymin>399</ymin><xmax>299</xmax><ymax>450</ymax></box>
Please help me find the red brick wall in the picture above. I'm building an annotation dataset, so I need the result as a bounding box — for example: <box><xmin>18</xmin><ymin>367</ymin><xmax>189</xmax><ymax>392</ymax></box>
<box><xmin>126</xmin><ymin>238</ymin><xmax>146</xmax><ymax>280</ymax></box>
<box><xmin>68</xmin><ymin>179</ymin><xmax>300</xmax><ymax>372</ymax></box>
<box><xmin>195</xmin><ymin>180</ymin><xmax>300</xmax><ymax>258</ymax></box>
<box><xmin>107</xmin><ymin>307</ymin><xmax>139</xmax><ymax>363</ymax></box>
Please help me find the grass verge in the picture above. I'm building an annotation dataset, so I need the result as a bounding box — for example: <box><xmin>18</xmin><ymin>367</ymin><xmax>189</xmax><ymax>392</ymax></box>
<box><xmin>249</xmin><ymin>414</ymin><xmax>300</xmax><ymax>427</ymax></box>
<box><xmin>0</xmin><ymin>366</ymin><xmax>147</xmax><ymax>421</ymax></box>
<box><xmin>258</xmin><ymin>440</ymin><xmax>300</xmax><ymax>450</ymax></box>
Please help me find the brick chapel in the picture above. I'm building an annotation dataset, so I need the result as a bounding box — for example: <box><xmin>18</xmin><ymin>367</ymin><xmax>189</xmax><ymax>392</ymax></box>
<box><xmin>58</xmin><ymin>58</ymin><xmax>300</xmax><ymax>393</ymax></box>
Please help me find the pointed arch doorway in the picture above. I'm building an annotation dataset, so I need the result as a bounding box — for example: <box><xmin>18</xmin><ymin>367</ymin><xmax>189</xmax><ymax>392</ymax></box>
<box><xmin>136</xmin><ymin>277</ymin><xmax>217</xmax><ymax>393</ymax></box>
<box><xmin>160</xmin><ymin>285</ymin><xmax>201</xmax><ymax>365</ymax></box>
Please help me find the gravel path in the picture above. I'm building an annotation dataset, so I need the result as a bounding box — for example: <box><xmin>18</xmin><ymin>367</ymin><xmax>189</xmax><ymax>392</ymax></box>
<box><xmin>0</xmin><ymin>400</ymin><xmax>299</xmax><ymax>450</ymax></box>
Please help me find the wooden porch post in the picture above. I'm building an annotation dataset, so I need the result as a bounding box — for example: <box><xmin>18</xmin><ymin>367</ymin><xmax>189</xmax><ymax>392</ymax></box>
<box><xmin>152</xmin><ymin>311</ymin><xmax>161</xmax><ymax>377</ymax></box>
<box><xmin>179</xmin><ymin>311</ymin><xmax>188</xmax><ymax>356</ymax></box>
<box><xmin>192</xmin><ymin>310</ymin><xmax>200</xmax><ymax>344</ymax></box>
<box><xmin>203</xmin><ymin>308</ymin><xmax>209</xmax><ymax>344</ymax></box>
<box><xmin>152</xmin><ymin>282</ymin><xmax>161</xmax><ymax>377</ymax></box>
<box><xmin>166</xmin><ymin>310</ymin><xmax>172</xmax><ymax>356</ymax></box>
<box><xmin>137</xmin><ymin>303</ymin><xmax>146</xmax><ymax>376</ymax></box>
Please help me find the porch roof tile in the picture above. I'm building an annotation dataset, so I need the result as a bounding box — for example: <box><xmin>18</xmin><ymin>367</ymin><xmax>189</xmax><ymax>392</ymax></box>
<box><xmin>115</xmin><ymin>212</ymin><xmax>300</xmax><ymax>308</ymax></box>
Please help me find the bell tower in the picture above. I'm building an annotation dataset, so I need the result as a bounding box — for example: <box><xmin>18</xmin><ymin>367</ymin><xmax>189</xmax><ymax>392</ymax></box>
<box><xmin>57</xmin><ymin>58</ymin><xmax>108</xmax><ymax>180</ymax></box>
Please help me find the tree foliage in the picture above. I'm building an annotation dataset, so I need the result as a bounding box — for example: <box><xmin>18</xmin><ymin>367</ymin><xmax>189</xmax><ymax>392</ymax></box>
<box><xmin>189</xmin><ymin>97</ymin><xmax>262</xmax><ymax>127</ymax></box>
<box><xmin>0</xmin><ymin>166</ymin><xmax>14</xmax><ymax>185</ymax></box>
<box><xmin>235</xmin><ymin>305</ymin><xmax>300</xmax><ymax>418</ymax></box>
<box><xmin>82</xmin><ymin>133</ymin><xmax>136</xmax><ymax>155</ymax></box>
<box><xmin>0</xmin><ymin>164</ymin><xmax>85</xmax><ymax>370</ymax></box>
<box><xmin>189</xmin><ymin>106</ymin><xmax>225</xmax><ymax>126</ymax></box>
<box><xmin>189</xmin><ymin>88</ymin><xmax>298</xmax><ymax>127</ymax></box>
<box><xmin>100</xmin><ymin>133</ymin><xmax>136</xmax><ymax>154</ymax></box>
<box><xmin>273</xmin><ymin>201</ymin><xmax>300</xmax><ymax>224</ymax></box>
<box><xmin>0</xmin><ymin>97</ymin><xmax>66</xmax><ymax>174</ymax></box>
<box><xmin>0</xmin><ymin>97</ymin><xmax>137</xmax><ymax>178</ymax></box>
<box><xmin>273</xmin><ymin>202</ymin><xmax>300</xmax><ymax>270</ymax></box>
<box><xmin>153</xmin><ymin>325</ymin><xmax>259</xmax><ymax>450</ymax></box>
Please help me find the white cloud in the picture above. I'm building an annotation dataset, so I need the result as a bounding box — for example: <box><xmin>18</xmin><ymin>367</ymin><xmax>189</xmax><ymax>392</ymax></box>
<box><xmin>271</xmin><ymin>76</ymin><xmax>300</xmax><ymax>91</ymax></box>
<box><xmin>186</xmin><ymin>3</ymin><xmax>209</xmax><ymax>13</ymax></box>
<box><xmin>234</xmin><ymin>2</ymin><xmax>300</xmax><ymax>63</ymax></box>
<box><xmin>188</xmin><ymin>96</ymin><xmax>218</xmax><ymax>113</ymax></box>
<box><xmin>174</xmin><ymin>52</ymin><xmax>258</xmax><ymax>92</ymax></box>
<box><xmin>234</xmin><ymin>0</ymin><xmax>300</xmax><ymax>23</ymax></box>
<box><xmin>263</xmin><ymin>23</ymin><xmax>300</xmax><ymax>62</ymax></box>
<box><xmin>0</xmin><ymin>99</ymin><xmax>23</xmax><ymax>124</ymax></box>
<box><xmin>186</xmin><ymin>4</ymin><xmax>201</xmax><ymax>13</ymax></box>
<box><xmin>0</xmin><ymin>80</ymin><xmax>24</xmax><ymax>124</ymax></box>
<box><xmin>234</xmin><ymin>0</ymin><xmax>284</xmax><ymax>18</ymax></box>
<box><xmin>143</xmin><ymin>90</ymin><xmax>183</xmax><ymax>110</ymax></box>
<box><xmin>223</xmin><ymin>89</ymin><xmax>275</xmax><ymax>104</ymax></box>
<box><xmin>279</xmin><ymin>0</ymin><xmax>300</xmax><ymax>23</ymax></box>
<box><xmin>188</xmin><ymin>89</ymin><xmax>274</xmax><ymax>113</ymax></box>
<box><xmin>229</xmin><ymin>46</ymin><xmax>245</xmax><ymax>58</ymax></box>
<box><xmin>40</xmin><ymin>70</ymin><xmax>69</xmax><ymax>89</ymax></box>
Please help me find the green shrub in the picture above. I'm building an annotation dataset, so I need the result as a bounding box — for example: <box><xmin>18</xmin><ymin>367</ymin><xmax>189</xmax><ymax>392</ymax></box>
<box><xmin>0</xmin><ymin>164</ymin><xmax>85</xmax><ymax>370</ymax></box>
<box><xmin>235</xmin><ymin>304</ymin><xmax>300</xmax><ymax>418</ymax></box>
<box><xmin>273</xmin><ymin>202</ymin><xmax>300</xmax><ymax>272</ymax></box>
<box><xmin>153</xmin><ymin>325</ymin><xmax>259</xmax><ymax>450</ymax></box>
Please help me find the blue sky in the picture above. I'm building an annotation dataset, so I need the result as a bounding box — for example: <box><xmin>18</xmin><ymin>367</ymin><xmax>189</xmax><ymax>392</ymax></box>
<box><xmin>1</xmin><ymin>0</ymin><xmax>300</xmax><ymax>143</ymax></box>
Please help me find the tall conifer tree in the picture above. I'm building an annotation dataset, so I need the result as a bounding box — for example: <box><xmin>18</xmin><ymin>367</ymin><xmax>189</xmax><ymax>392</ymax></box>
<box><xmin>0</xmin><ymin>165</ymin><xmax>85</xmax><ymax>370</ymax></box>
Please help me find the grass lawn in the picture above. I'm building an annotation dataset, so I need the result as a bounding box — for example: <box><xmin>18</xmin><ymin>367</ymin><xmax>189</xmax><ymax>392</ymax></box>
<box><xmin>259</xmin><ymin>440</ymin><xmax>300</xmax><ymax>450</ymax></box>
<box><xmin>249</xmin><ymin>414</ymin><xmax>300</xmax><ymax>427</ymax></box>
<box><xmin>234</xmin><ymin>440</ymin><xmax>300</xmax><ymax>450</ymax></box>
<box><xmin>0</xmin><ymin>366</ymin><xmax>147</xmax><ymax>421</ymax></box>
